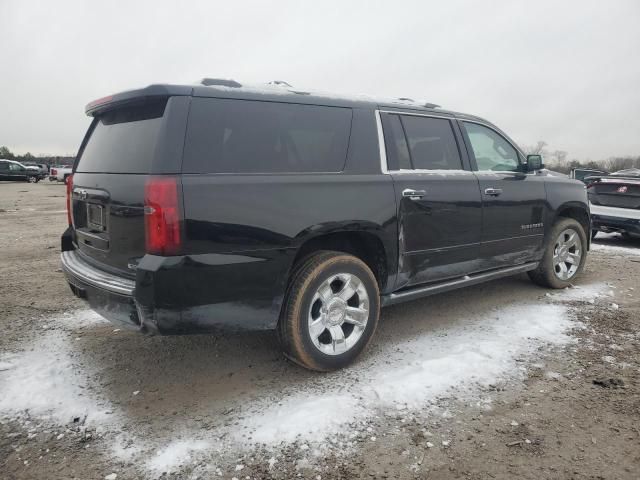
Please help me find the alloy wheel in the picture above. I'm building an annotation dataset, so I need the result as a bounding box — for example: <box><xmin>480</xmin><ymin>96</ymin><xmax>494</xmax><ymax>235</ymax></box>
<box><xmin>308</xmin><ymin>273</ymin><xmax>370</xmax><ymax>355</ymax></box>
<box><xmin>553</xmin><ymin>228</ymin><xmax>582</xmax><ymax>280</ymax></box>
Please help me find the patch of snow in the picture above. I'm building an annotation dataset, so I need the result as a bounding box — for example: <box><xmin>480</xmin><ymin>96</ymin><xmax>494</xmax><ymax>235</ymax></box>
<box><xmin>547</xmin><ymin>283</ymin><xmax>610</xmax><ymax>302</ymax></box>
<box><xmin>0</xmin><ymin>331</ymin><xmax>111</xmax><ymax>425</ymax></box>
<box><xmin>0</xmin><ymin>361</ymin><xmax>14</xmax><ymax>371</ymax></box>
<box><xmin>52</xmin><ymin>309</ymin><xmax>109</xmax><ymax>329</ymax></box>
<box><xmin>146</xmin><ymin>440</ymin><xmax>210</xmax><ymax>474</ymax></box>
<box><xmin>592</xmin><ymin>243</ymin><xmax>640</xmax><ymax>256</ymax></box>
<box><xmin>235</xmin><ymin>303</ymin><xmax>575</xmax><ymax>446</ymax></box>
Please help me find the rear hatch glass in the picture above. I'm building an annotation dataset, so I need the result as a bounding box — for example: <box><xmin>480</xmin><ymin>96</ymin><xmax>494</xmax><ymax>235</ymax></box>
<box><xmin>76</xmin><ymin>100</ymin><xmax>166</xmax><ymax>174</ymax></box>
<box><xmin>72</xmin><ymin>99</ymin><xmax>169</xmax><ymax>274</ymax></box>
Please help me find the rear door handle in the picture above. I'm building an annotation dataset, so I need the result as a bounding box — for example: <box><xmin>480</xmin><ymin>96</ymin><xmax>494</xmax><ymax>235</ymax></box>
<box><xmin>484</xmin><ymin>187</ymin><xmax>503</xmax><ymax>196</ymax></box>
<box><xmin>402</xmin><ymin>188</ymin><xmax>427</xmax><ymax>200</ymax></box>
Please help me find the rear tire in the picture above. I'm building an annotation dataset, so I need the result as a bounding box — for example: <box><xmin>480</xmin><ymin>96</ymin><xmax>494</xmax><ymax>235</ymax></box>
<box><xmin>278</xmin><ymin>251</ymin><xmax>380</xmax><ymax>371</ymax></box>
<box><xmin>591</xmin><ymin>229</ymin><xmax>598</xmax><ymax>240</ymax></box>
<box><xmin>528</xmin><ymin>218</ymin><xmax>587</xmax><ymax>289</ymax></box>
<box><xmin>27</xmin><ymin>176</ymin><xmax>37</xmax><ymax>183</ymax></box>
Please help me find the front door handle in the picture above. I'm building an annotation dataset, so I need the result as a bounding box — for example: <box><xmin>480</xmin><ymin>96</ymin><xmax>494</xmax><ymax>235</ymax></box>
<box><xmin>402</xmin><ymin>188</ymin><xmax>427</xmax><ymax>200</ymax></box>
<box><xmin>484</xmin><ymin>187</ymin><xmax>503</xmax><ymax>196</ymax></box>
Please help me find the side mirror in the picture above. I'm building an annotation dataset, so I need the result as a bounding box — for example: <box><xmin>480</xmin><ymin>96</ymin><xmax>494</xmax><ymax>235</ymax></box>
<box><xmin>526</xmin><ymin>154</ymin><xmax>544</xmax><ymax>172</ymax></box>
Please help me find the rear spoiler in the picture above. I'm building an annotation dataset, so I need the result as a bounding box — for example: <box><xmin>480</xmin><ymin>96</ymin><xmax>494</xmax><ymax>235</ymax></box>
<box><xmin>85</xmin><ymin>84</ymin><xmax>193</xmax><ymax>116</ymax></box>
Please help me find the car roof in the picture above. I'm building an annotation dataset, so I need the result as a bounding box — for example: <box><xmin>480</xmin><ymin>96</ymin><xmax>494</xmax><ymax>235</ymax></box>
<box><xmin>85</xmin><ymin>79</ymin><xmax>490</xmax><ymax>122</ymax></box>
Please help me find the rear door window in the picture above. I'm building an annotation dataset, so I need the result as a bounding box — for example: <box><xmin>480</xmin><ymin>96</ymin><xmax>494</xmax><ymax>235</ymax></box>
<box><xmin>183</xmin><ymin>98</ymin><xmax>352</xmax><ymax>174</ymax></box>
<box><xmin>400</xmin><ymin>115</ymin><xmax>463</xmax><ymax>170</ymax></box>
<box><xmin>76</xmin><ymin>100</ymin><xmax>167</xmax><ymax>174</ymax></box>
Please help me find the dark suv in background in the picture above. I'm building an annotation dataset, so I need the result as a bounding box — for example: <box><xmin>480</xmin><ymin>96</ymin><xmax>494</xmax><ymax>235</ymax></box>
<box><xmin>61</xmin><ymin>79</ymin><xmax>590</xmax><ymax>370</ymax></box>
<box><xmin>0</xmin><ymin>159</ymin><xmax>42</xmax><ymax>182</ymax></box>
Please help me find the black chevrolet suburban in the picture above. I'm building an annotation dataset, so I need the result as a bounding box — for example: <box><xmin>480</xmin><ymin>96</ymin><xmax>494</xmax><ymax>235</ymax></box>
<box><xmin>61</xmin><ymin>79</ymin><xmax>590</xmax><ymax>371</ymax></box>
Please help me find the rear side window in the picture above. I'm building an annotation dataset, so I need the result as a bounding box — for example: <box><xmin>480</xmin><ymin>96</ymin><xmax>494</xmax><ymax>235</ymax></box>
<box><xmin>381</xmin><ymin>114</ymin><xmax>411</xmax><ymax>170</ymax></box>
<box><xmin>76</xmin><ymin>100</ymin><xmax>167</xmax><ymax>174</ymax></box>
<box><xmin>400</xmin><ymin>115</ymin><xmax>462</xmax><ymax>170</ymax></box>
<box><xmin>183</xmin><ymin>98</ymin><xmax>352</xmax><ymax>174</ymax></box>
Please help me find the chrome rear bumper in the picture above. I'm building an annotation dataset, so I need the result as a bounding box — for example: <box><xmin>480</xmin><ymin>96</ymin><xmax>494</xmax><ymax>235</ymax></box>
<box><xmin>61</xmin><ymin>250</ymin><xmax>135</xmax><ymax>296</ymax></box>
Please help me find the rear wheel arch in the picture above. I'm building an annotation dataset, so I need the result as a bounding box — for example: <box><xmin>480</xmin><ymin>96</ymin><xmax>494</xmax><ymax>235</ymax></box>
<box><xmin>290</xmin><ymin>230</ymin><xmax>389</xmax><ymax>291</ymax></box>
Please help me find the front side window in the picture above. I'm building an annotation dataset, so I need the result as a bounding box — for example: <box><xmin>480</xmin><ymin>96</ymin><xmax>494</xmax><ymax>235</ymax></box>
<box><xmin>400</xmin><ymin>115</ymin><xmax>463</xmax><ymax>170</ymax></box>
<box><xmin>183</xmin><ymin>98</ymin><xmax>352</xmax><ymax>174</ymax></box>
<box><xmin>463</xmin><ymin>122</ymin><xmax>520</xmax><ymax>172</ymax></box>
<box><xmin>9</xmin><ymin>163</ymin><xmax>22</xmax><ymax>171</ymax></box>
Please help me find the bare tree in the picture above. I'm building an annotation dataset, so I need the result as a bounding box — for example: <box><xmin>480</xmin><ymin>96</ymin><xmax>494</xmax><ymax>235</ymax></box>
<box><xmin>522</xmin><ymin>140</ymin><xmax>548</xmax><ymax>155</ymax></box>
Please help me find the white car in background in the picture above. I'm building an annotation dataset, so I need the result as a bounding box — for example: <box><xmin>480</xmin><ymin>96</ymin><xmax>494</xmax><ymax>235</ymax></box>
<box><xmin>49</xmin><ymin>165</ymin><xmax>73</xmax><ymax>183</ymax></box>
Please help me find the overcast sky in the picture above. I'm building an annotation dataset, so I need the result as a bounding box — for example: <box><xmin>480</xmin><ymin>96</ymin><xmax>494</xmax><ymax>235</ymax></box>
<box><xmin>1</xmin><ymin>0</ymin><xmax>639</xmax><ymax>160</ymax></box>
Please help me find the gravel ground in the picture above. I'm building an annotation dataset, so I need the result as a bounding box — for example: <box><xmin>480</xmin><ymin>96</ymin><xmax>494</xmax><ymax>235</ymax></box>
<box><xmin>1</xmin><ymin>181</ymin><xmax>639</xmax><ymax>480</ymax></box>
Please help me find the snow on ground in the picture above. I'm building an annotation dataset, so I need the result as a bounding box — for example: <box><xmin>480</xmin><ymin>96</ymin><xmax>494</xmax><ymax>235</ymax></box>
<box><xmin>233</xmin><ymin>302</ymin><xmax>578</xmax><ymax>447</ymax></box>
<box><xmin>0</xmin><ymin>283</ymin><xmax>611</xmax><ymax>474</ymax></box>
<box><xmin>146</xmin><ymin>440</ymin><xmax>211</xmax><ymax>475</ymax></box>
<box><xmin>0</xmin><ymin>329</ymin><xmax>112</xmax><ymax>426</ymax></box>
<box><xmin>50</xmin><ymin>309</ymin><xmax>109</xmax><ymax>328</ymax></box>
<box><xmin>592</xmin><ymin>242</ymin><xmax>640</xmax><ymax>256</ymax></box>
<box><xmin>547</xmin><ymin>283</ymin><xmax>614</xmax><ymax>302</ymax></box>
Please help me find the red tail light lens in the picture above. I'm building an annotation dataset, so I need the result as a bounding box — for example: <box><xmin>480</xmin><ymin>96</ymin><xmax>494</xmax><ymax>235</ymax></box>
<box><xmin>51</xmin><ymin>168</ymin><xmax>57</xmax><ymax>176</ymax></box>
<box><xmin>144</xmin><ymin>177</ymin><xmax>181</xmax><ymax>255</ymax></box>
<box><xmin>66</xmin><ymin>174</ymin><xmax>73</xmax><ymax>225</ymax></box>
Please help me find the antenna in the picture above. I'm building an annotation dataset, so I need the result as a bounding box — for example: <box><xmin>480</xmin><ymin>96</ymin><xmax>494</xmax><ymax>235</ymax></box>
<box><xmin>423</xmin><ymin>102</ymin><xmax>440</xmax><ymax>109</ymax></box>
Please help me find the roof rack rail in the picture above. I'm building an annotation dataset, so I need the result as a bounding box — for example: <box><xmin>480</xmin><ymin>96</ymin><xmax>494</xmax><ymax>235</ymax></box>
<box><xmin>423</xmin><ymin>102</ymin><xmax>440</xmax><ymax>109</ymax></box>
<box><xmin>268</xmin><ymin>80</ymin><xmax>292</xmax><ymax>87</ymax></box>
<box><xmin>201</xmin><ymin>78</ymin><xmax>242</xmax><ymax>88</ymax></box>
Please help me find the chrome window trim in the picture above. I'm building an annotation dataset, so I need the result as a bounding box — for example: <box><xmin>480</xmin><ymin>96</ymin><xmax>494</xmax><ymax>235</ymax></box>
<box><xmin>375</xmin><ymin>110</ymin><xmax>389</xmax><ymax>174</ymax></box>
<box><xmin>378</xmin><ymin>109</ymin><xmax>456</xmax><ymax>121</ymax></box>
<box><xmin>376</xmin><ymin>109</ymin><xmax>468</xmax><ymax>175</ymax></box>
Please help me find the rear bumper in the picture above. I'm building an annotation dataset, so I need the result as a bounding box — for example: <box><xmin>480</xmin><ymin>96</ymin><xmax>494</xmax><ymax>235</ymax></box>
<box><xmin>590</xmin><ymin>204</ymin><xmax>640</xmax><ymax>234</ymax></box>
<box><xmin>60</xmin><ymin>246</ymin><xmax>287</xmax><ymax>334</ymax></box>
<box><xmin>61</xmin><ymin>250</ymin><xmax>143</xmax><ymax>330</ymax></box>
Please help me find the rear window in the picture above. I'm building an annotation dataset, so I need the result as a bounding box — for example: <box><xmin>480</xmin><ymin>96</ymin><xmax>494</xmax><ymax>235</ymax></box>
<box><xmin>182</xmin><ymin>98</ymin><xmax>352</xmax><ymax>174</ymax></box>
<box><xmin>76</xmin><ymin>100</ymin><xmax>167</xmax><ymax>173</ymax></box>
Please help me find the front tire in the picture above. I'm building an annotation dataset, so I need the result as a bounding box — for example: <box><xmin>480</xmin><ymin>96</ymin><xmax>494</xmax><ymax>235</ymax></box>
<box><xmin>278</xmin><ymin>251</ymin><xmax>380</xmax><ymax>371</ymax></box>
<box><xmin>27</xmin><ymin>176</ymin><xmax>37</xmax><ymax>183</ymax></box>
<box><xmin>528</xmin><ymin>218</ymin><xmax>587</xmax><ymax>288</ymax></box>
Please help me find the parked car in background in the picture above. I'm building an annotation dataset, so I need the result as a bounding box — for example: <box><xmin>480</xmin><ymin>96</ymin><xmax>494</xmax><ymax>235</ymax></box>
<box><xmin>49</xmin><ymin>165</ymin><xmax>73</xmax><ymax>183</ymax></box>
<box><xmin>0</xmin><ymin>159</ymin><xmax>42</xmax><ymax>182</ymax></box>
<box><xmin>571</xmin><ymin>168</ymin><xmax>608</xmax><ymax>184</ymax></box>
<box><xmin>587</xmin><ymin>168</ymin><xmax>640</xmax><ymax>239</ymax></box>
<box><xmin>23</xmin><ymin>162</ymin><xmax>49</xmax><ymax>177</ymax></box>
<box><xmin>61</xmin><ymin>80</ymin><xmax>591</xmax><ymax>371</ymax></box>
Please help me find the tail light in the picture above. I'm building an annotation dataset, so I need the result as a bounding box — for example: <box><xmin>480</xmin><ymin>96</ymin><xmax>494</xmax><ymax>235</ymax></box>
<box><xmin>144</xmin><ymin>176</ymin><xmax>182</xmax><ymax>255</ymax></box>
<box><xmin>66</xmin><ymin>174</ymin><xmax>73</xmax><ymax>225</ymax></box>
<box><xmin>51</xmin><ymin>168</ymin><xmax>57</xmax><ymax>176</ymax></box>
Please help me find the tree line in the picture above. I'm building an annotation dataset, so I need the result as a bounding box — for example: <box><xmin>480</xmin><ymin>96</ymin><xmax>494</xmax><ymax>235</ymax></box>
<box><xmin>2</xmin><ymin>142</ymin><xmax>638</xmax><ymax>174</ymax></box>
<box><xmin>0</xmin><ymin>146</ymin><xmax>75</xmax><ymax>167</ymax></box>
<box><xmin>521</xmin><ymin>141</ymin><xmax>639</xmax><ymax>174</ymax></box>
